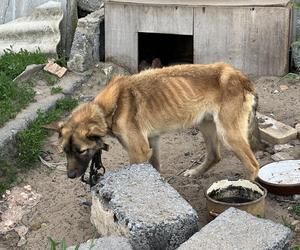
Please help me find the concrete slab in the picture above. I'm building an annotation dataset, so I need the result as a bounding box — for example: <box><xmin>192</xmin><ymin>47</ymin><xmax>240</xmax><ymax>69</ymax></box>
<box><xmin>90</xmin><ymin>164</ymin><xmax>199</xmax><ymax>250</ymax></box>
<box><xmin>67</xmin><ymin>236</ymin><xmax>133</xmax><ymax>250</ymax></box>
<box><xmin>257</xmin><ymin>112</ymin><xmax>298</xmax><ymax>144</ymax></box>
<box><xmin>177</xmin><ymin>207</ymin><xmax>292</xmax><ymax>250</ymax></box>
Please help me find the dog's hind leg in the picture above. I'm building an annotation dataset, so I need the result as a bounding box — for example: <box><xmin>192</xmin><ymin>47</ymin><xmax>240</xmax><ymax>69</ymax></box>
<box><xmin>184</xmin><ymin>119</ymin><xmax>221</xmax><ymax>177</ymax></box>
<box><xmin>149</xmin><ymin>136</ymin><xmax>160</xmax><ymax>171</ymax></box>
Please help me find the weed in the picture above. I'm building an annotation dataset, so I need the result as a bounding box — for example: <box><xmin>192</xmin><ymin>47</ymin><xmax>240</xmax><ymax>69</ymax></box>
<box><xmin>281</xmin><ymin>216</ymin><xmax>296</xmax><ymax>231</ymax></box>
<box><xmin>51</xmin><ymin>86</ymin><xmax>63</xmax><ymax>95</ymax></box>
<box><xmin>292</xmin><ymin>246</ymin><xmax>300</xmax><ymax>250</ymax></box>
<box><xmin>0</xmin><ymin>47</ymin><xmax>47</xmax><ymax>80</ymax></box>
<box><xmin>0</xmin><ymin>97</ymin><xmax>78</xmax><ymax>195</ymax></box>
<box><xmin>42</xmin><ymin>71</ymin><xmax>59</xmax><ymax>86</ymax></box>
<box><xmin>292</xmin><ymin>205</ymin><xmax>300</xmax><ymax>217</ymax></box>
<box><xmin>48</xmin><ymin>237</ymin><xmax>79</xmax><ymax>250</ymax></box>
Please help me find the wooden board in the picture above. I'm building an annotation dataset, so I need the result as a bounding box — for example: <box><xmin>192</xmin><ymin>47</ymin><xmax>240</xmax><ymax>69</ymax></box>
<box><xmin>194</xmin><ymin>7</ymin><xmax>290</xmax><ymax>76</ymax></box>
<box><xmin>105</xmin><ymin>0</ymin><xmax>290</xmax><ymax>7</ymax></box>
<box><xmin>105</xmin><ymin>3</ymin><xmax>193</xmax><ymax>72</ymax></box>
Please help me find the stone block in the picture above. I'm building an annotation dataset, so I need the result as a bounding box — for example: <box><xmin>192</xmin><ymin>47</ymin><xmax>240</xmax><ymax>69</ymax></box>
<box><xmin>67</xmin><ymin>236</ymin><xmax>133</xmax><ymax>250</ymax></box>
<box><xmin>78</xmin><ymin>0</ymin><xmax>104</xmax><ymax>12</ymax></box>
<box><xmin>257</xmin><ymin>112</ymin><xmax>298</xmax><ymax>144</ymax></box>
<box><xmin>67</xmin><ymin>9</ymin><xmax>104</xmax><ymax>72</ymax></box>
<box><xmin>177</xmin><ymin>207</ymin><xmax>292</xmax><ymax>250</ymax></box>
<box><xmin>90</xmin><ymin>164</ymin><xmax>198</xmax><ymax>250</ymax></box>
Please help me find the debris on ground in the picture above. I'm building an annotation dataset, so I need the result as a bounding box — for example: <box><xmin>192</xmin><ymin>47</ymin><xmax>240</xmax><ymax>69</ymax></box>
<box><xmin>0</xmin><ymin>186</ymin><xmax>41</xmax><ymax>246</ymax></box>
<box><xmin>44</xmin><ymin>60</ymin><xmax>67</xmax><ymax>78</ymax></box>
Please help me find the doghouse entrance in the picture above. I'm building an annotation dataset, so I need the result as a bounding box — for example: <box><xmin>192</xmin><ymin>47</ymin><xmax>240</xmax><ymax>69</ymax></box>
<box><xmin>138</xmin><ymin>33</ymin><xmax>193</xmax><ymax>70</ymax></box>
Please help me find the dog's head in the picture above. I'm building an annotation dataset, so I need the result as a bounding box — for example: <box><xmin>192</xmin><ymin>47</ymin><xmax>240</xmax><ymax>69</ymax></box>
<box><xmin>49</xmin><ymin>102</ymin><xmax>108</xmax><ymax>179</ymax></box>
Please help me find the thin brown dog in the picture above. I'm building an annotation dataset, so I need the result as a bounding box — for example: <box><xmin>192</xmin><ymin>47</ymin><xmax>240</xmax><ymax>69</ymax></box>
<box><xmin>54</xmin><ymin>63</ymin><xmax>262</xmax><ymax>180</ymax></box>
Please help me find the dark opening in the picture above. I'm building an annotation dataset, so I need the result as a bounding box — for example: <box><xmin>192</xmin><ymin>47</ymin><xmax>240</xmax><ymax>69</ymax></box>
<box><xmin>138</xmin><ymin>32</ymin><xmax>193</xmax><ymax>70</ymax></box>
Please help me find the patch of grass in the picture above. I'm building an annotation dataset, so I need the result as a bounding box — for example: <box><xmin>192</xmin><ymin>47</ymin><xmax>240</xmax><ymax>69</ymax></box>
<box><xmin>292</xmin><ymin>205</ymin><xmax>300</xmax><ymax>217</ymax></box>
<box><xmin>0</xmin><ymin>97</ymin><xmax>78</xmax><ymax>195</ymax></box>
<box><xmin>0</xmin><ymin>159</ymin><xmax>18</xmax><ymax>195</ymax></box>
<box><xmin>48</xmin><ymin>237</ymin><xmax>79</xmax><ymax>250</ymax></box>
<box><xmin>0</xmin><ymin>48</ymin><xmax>48</xmax><ymax>126</ymax></box>
<box><xmin>42</xmin><ymin>71</ymin><xmax>59</xmax><ymax>86</ymax></box>
<box><xmin>292</xmin><ymin>246</ymin><xmax>300</xmax><ymax>250</ymax></box>
<box><xmin>0</xmin><ymin>47</ymin><xmax>47</xmax><ymax>80</ymax></box>
<box><xmin>0</xmin><ymin>72</ymin><xmax>36</xmax><ymax>127</ymax></box>
<box><xmin>51</xmin><ymin>86</ymin><xmax>63</xmax><ymax>95</ymax></box>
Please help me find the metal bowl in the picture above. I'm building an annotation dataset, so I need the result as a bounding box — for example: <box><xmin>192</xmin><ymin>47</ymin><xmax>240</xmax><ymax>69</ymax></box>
<box><xmin>205</xmin><ymin>179</ymin><xmax>267</xmax><ymax>218</ymax></box>
<box><xmin>257</xmin><ymin>160</ymin><xmax>300</xmax><ymax>195</ymax></box>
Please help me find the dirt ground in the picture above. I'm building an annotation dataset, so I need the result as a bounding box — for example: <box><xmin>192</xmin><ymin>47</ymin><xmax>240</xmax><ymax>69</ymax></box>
<box><xmin>0</xmin><ymin>71</ymin><xmax>300</xmax><ymax>249</ymax></box>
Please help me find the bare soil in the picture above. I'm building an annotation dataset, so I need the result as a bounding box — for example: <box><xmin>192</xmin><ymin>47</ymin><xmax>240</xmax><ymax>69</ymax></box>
<box><xmin>1</xmin><ymin>73</ymin><xmax>300</xmax><ymax>249</ymax></box>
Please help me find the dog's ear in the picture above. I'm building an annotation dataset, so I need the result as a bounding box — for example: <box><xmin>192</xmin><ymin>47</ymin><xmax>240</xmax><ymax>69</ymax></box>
<box><xmin>42</xmin><ymin>122</ymin><xmax>64</xmax><ymax>133</ymax></box>
<box><xmin>86</xmin><ymin>125</ymin><xmax>107</xmax><ymax>141</ymax></box>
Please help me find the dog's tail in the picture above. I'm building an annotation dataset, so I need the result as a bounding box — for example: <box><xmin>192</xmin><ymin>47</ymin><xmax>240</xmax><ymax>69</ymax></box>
<box><xmin>248</xmin><ymin>94</ymin><xmax>266</xmax><ymax>151</ymax></box>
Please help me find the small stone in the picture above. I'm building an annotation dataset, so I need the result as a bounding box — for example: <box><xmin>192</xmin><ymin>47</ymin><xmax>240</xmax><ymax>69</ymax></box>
<box><xmin>274</xmin><ymin>144</ymin><xmax>293</xmax><ymax>152</ymax></box>
<box><xmin>5</xmin><ymin>190</ymin><xmax>11</xmax><ymax>195</ymax></box>
<box><xmin>291</xmin><ymin>220</ymin><xmax>300</xmax><ymax>226</ymax></box>
<box><xmin>273</xmin><ymin>89</ymin><xmax>279</xmax><ymax>94</ymax></box>
<box><xmin>255</xmin><ymin>151</ymin><xmax>264</xmax><ymax>159</ymax></box>
<box><xmin>17</xmin><ymin>237</ymin><xmax>27</xmax><ymax>247</ymax></box>
<box><xmin>23</xmin><ymin>185</ymin><xmax>32</xmax><ymax>191</ymax></box>
<box><xmin>271</xmin><ymin>152</ymin><xmax>294</xmax><ymax>161</ymax></box>
<box><xmin>279</xmin><ymin>85</ymin><xmax>289</xmax><ymax>91</ymax></box>
<box><xmin>293</xmin><ymin>194</ymin><xmax>300</xmax><ymax>201</ymax></box>
<box><xmin>30</xmin><ymin>222</ymin><xmax>42</xmax><ymax>231</ymax></box>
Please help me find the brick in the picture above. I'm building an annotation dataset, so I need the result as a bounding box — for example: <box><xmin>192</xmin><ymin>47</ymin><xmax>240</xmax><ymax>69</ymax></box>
<box><xmin>67</xmin><ymin>236</ymin><xmax>133</xmax><ymax>250</ymax></box>
<box><xmin>177</xmin><ymin>207</ymin><xmax>292</xmax><ymax>250</ymax></box>
<box><xmin>257</xmin><ymin>112</ymin><xmax>297</xmax><ymax>144</ymax></box>
<box><xmin>90</xmin><ymin>164</ymin><xmax>198</xmax><ymax>250</ymax></box>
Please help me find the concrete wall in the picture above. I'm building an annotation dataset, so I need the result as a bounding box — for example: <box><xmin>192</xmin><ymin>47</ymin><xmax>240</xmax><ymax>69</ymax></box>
<box><xmin>0</xmin><ymin>0</ymin><xmax>76</xmax><ymax>57</ymax></box>
<box><xmin>0</xmin><ymin>0</ymin><xmax>65</xmax><ymax>24</ymax></box>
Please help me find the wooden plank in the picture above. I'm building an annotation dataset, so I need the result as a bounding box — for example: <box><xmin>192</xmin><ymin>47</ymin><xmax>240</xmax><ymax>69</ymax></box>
<box><xmin>105</xmin><ymin>0</ymin><xmax>290</xmax><ymax>7</ymax></box>
<box><xmin>105</xmin><ymin>3</ymin><xmax>138</xmax><ymax>72</ymax></box>
<box><xmin>138</xmin><ymin>6</ymin><xmax>193</xmax><ymax>35</ymax></box>
<box><xmin>194</xmin><ymin>7</ymin><xmax>290</xmax><ymax>76</ymax></box>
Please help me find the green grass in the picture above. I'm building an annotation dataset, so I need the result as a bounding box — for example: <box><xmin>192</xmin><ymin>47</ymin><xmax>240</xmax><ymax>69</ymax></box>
<box><xmin>48</xmin><ymin>237</ymin><xmax>79</xmax><ymax>250</ymax></box>
<box><xmin>292</xmin><ymin>205</ymin><xmax>300</xmax><ymax>217</ymax></box>
<box><xmin>0</xmin><ymin>97</ymin><xmax>78</xmax><ymax>195</ymax></box>
<box><xmin>0</xmin><ymin>47</ymin><xmax>47</xmax><ymax>79</ymax></box>
<box><xmin>0</xmin><ymin>48</ymin><xmax>48</xmax><ymax>126</ymax></box>
<box><xmin>0</xmin><ymin>73</ymin><xmax>36</xmax><ymax>126</ymax></box>
<box><xmin>51</xmin><ymin>86</ymin><xmax>63</xmax><ymax>95</ymax></box>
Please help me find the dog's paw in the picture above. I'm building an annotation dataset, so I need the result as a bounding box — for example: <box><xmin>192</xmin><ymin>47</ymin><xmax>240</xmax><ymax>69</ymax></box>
<box><xmin>183</xmin><ymin>169</ymin><xmax>199</xmax><ymax>177</ymax></box>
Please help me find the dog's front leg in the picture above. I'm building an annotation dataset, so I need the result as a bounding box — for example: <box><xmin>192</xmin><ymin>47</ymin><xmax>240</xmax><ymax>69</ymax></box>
<box><xmin>120</xmin><ymin>132</ymin><xmax>152</xmax><ymax>166</ymax></box>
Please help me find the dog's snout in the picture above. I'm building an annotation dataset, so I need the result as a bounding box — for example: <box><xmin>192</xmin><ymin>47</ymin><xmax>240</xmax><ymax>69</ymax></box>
<box><xmin>67</xmin><ymin>170</ymin><xmax>77</xmax><ymax>179</ymax></box>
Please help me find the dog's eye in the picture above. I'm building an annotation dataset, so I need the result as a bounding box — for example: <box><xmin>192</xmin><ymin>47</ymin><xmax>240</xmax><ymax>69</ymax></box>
<box><xmin>88</xmin><ymin>135</ymin><xmax>100</xmax><ymax>141</ymax></box>
<box><xmin>77</xmin><ymin>148</ymin><xmax>87</xmax><ymax>155</ymax></box>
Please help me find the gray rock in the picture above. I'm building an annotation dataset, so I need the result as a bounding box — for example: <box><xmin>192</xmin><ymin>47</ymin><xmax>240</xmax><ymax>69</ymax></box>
<box><xmin>67</xmin><ymin>236</ymin><xmax>133</xmax><ymax>250</ymax></box>
<box><xmin>13</xmin><ymin>64</ymin><xmax>46</xmax><ymax>82</ymax></box>
<box><xmin>271</xmin><ymin>152</ymin><xmax>294</xmax><ymax>161</ymax></box>
<box><xmin>67</xmin><ymin>9</ymin><xmax>104</xmax><ymax>72</ymax></box>
<box><xmin>274</xmin><ymin>144</ymin><xmax>293</xmax><ymax>153</ymax></box>
<box><xmin>90</xmin><ymin>164</ymin><xmax>199</xmax><ymax>250</ymax></box>
<box><xmin>77</xmin><ymin>0</ymin><xmax>104</xmax><ymax>12</ymax></box>
<box><xmin>178</xmin><ymin>207</ymin><xmax>292</xmax><ymax>250</ymax></box>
